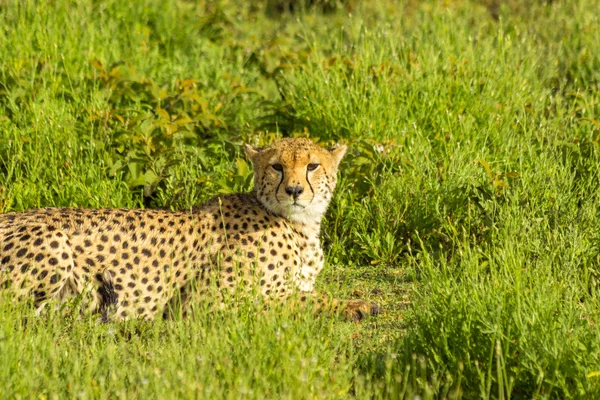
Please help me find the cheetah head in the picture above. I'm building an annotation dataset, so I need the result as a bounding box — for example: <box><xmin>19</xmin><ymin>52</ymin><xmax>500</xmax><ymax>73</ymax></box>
<box><xmin>244</xmin><ymin>138</ymin><xmax>347</xmax><ymax>225</ymax></box>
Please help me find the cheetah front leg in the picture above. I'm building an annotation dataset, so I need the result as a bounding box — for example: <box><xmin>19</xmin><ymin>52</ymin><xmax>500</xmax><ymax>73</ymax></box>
<box><xmin>253</xmin><ymin>266</ymin><xmax>380</xmax><ymax>321</ymax></box>
<box><xmin>297</xmin><ymin>292</ymin><xmax>380</xmax><ymax>321</ymax></box>
<box><xmin>290</xmin><ymin>270</ymin><xmax>379</xmax><ymax>321</ymax></box>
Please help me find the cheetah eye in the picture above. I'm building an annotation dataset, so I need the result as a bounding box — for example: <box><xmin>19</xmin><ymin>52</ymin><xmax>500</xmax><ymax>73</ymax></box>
<box><xmin>271</xmin><ymin>163</ymin><xmax>283</xmax><ymax>172</ymax></box>
<box><xmin>307</xmin><ymin>163</ymin><xmax>320</xmax><ymax>171</ymax></box>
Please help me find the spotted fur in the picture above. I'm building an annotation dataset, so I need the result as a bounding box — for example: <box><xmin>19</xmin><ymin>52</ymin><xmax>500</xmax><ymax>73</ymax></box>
<box><xmin>0</xmin><ymin>138</ymin><xmax>379</xmax><ymax>321</ymax></box>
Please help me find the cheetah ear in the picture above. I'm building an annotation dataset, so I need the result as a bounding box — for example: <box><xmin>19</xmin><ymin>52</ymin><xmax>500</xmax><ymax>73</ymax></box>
<box><xmin>328</xmin><ymin>145</ymin><xmax>347</xmax><ymax>168</ymax></box>
<box><xmin>243</xmin><ymin>144</ymin><xmax>262</xmax><ymax>162</ymax></box>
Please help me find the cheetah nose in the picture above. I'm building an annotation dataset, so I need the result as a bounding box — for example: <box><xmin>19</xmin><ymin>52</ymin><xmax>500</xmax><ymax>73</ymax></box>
<box><xmin>285</xmin><ymin>185</ymin><xmax>304</xmax><ymax>199</ymax></box>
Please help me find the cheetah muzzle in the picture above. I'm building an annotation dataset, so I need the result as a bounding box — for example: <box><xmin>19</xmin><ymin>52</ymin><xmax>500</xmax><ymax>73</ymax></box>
<box><xmin>0</xmin><ymin>138</ymin><xmax>380</xmax><ymax>321</ymax></box>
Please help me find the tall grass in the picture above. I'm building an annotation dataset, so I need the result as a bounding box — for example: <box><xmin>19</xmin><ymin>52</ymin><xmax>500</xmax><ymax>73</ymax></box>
<box><xmin>1</xmin><ymin>0</ymin><xmax>600</xmax><ymax>397</ymax></box>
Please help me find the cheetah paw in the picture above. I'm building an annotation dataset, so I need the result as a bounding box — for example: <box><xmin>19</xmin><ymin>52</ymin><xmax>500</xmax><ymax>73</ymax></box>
<box><xmin>344</xmin><ymin>300</ymin><xmax>381</xmax><ymax>322</ymax></box>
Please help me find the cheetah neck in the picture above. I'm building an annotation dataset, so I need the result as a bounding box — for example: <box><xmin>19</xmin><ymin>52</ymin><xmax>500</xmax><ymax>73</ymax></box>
<box><xmin>286</xmin><ymin>212</ymin><xmax>324</xmax><ymax>226</ymax></box>
<box><xmin>251</xmin><ymin>190</ymin><xmax>328</xmax><ymax>228</ymax></box>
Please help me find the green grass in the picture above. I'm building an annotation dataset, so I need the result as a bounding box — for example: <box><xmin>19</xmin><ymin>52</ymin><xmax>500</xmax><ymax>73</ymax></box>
<box><xmin>1</xmin><ymin>0</ymin><xmax>600</xmax><ymax>397</ymax></box>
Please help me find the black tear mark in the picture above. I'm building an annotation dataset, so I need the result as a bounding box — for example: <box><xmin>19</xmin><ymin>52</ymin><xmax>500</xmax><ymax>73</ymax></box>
<box><xmin>275</xmin><ymin>168</ymin><xmax>285</xmax><ymax>203</ymax></box>
<box><xmin>306</xmin><ymin>168</ymin><xmax>315</xmax><ymax>197</ymax></box>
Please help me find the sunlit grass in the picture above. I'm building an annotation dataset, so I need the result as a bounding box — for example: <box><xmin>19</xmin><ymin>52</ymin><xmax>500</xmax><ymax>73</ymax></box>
<box><xmin>1</xmin><ymin>0</ymin><xmax>600</xmax><ymax>397</ymax></box>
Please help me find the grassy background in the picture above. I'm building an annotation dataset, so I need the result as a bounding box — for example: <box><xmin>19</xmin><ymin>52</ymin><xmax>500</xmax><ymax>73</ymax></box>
<box><xmin>1</xmin><ymin>0</ymin><xmax>600</xmax><ymax>397</ymax></box>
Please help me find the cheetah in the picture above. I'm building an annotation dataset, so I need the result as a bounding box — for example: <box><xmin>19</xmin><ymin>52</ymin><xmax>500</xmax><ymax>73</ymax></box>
<box><xmin>0</xmin><ymin>138</ymin><xmax>379</xmax><ymax>321</ymax></box>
